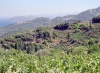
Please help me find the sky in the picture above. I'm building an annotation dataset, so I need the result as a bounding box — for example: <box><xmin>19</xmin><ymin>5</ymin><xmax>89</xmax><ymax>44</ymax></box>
<box><xmin>0</xmin><ymin>0</ymin><xmax>100</xmax><ymax>18</ymax></box>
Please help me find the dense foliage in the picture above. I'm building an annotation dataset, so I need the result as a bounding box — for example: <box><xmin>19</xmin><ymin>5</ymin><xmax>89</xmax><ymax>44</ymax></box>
<box><xmin>92</xmin><ymin>15</ymin><xmax>100</xmax><ymax>23</ymax></box>
<box><xmin>0</xmin><ymin>48</ymin><xmax>100</xmax><ymax>73</ymax></box>
<box><xmin>54</xmin><ymin>23</ymin><xmax>69</xmax><ymax>30</ymax></box>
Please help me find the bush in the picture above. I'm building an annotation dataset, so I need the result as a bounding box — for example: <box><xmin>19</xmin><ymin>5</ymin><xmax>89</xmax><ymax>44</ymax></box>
<box><xmin>73</xmin><ymin>29</ymin><xmax>80</xmax><ymax>33</ymax></box>
<box><xmin>53</xmin><ymin>32</ymin><xmax>59</xmax><ymax>38</ymax></box>
<box><xmin>88</xmin><ymin>44</ymin><xmax>100</xmax><ymax>53</ymax></box>
<box><xmin>34</xmin><ymin>43</ymin><xmax>46</xmax><ymax>52</ymax></box>
<box><xmin>79</xmin><ymin>24</ymin><xmax>89</xmax><ymax>32</ymax></box>
<box><xmin>72</xmin><ymin>46</ymin><xmax>88</xmax><ymax>55</ymax></box>
<box><xmin>36</xmin><ymin>49</ymin><xmax>51</xmax><ymax>57</ymax></box>
<box><xmin>43</xmin><ymin>40</ymin><xmax>49</xmax><ymax>46</ymax></box>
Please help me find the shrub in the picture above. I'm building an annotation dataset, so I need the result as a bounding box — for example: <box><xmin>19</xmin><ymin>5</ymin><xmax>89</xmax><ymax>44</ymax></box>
<box><xmin>36</xmin><ymin>49</ymin><xmax>51</xmax><ymax>57</ymax></box>
<box><xmin>53</xmin><ymin>32</ymin><xmax>59</xmax><ymax>38</ymax></box>
<box><xmin>79</xmin><ymin>24</ymin><xmax>89</xmax><ymax>32</ymax></box>
<box><xmin>34</xmin><ymin>43</ymin><xmax>46</xmax><ymax>52</ymax></box>
<box><xmin>72</xmin><ymin>46</ymin><xmax>88</xmax><ymax>55</ymax></box>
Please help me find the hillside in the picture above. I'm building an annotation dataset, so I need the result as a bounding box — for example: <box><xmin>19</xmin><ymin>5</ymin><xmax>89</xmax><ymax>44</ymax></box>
<box><xmin>0</xmin><ymin>22</ymin><xmax>100</xmax><ymax>72</ymax></box>
<box><xmin>0</xmin><ymin>6</ymin><xmax>100</xmax><ymax>38</ymax></box>
<box><xmin>0</xmin><ymin>22</ymin><xmax>100</xmax><ymax>54</ymax></box>
<box><xmin>53</xmin><ymin>6</ymin><xmax>100</xmax><ymax>22</ymax></box>
<box><xmin>0</xmin><ymin>17</ymin><xmax>51</xmax><ymax>37</ymax></box>
<box><xmin>74</xmin><ymin>6</ymin><xmax>100</xmax><ymax>21</ymax></box>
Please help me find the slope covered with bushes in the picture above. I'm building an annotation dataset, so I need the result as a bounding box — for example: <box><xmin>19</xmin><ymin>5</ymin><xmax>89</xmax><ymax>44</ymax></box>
<box><xmin>0</xmin><ymin>22</ymin><xmax>100</xmax><ymax>72</ymax></box>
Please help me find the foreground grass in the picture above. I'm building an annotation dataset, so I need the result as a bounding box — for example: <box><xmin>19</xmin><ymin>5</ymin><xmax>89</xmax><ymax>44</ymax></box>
<box><xmin>0</xmin><ymin>49</ymin><xmax>100</xmax><ymax>73</ymax></box>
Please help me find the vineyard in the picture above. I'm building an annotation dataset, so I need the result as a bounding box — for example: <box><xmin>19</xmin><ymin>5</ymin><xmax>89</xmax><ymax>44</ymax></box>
<box><xmin>0</xmin><ymin>48</ymin><xmax>100</xmax><ymax>73</ymax></box>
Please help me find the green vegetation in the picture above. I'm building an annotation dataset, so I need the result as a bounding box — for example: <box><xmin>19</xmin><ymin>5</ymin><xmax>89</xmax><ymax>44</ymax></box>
<box><xmin>0</xmin><ymin>47</ymin><xmax>100</xmax><ymax>73</ymax></box>
<box><xmin>54</xmin><ymin>23</ymin><xmax>69</xmax><ymax>30</ymax></box>
<box><xmin>92</xmin><ymin>15</ymin><xmax>100</xmax><ymax>23</ymax></box>
<box><xmin>0</xmin><ymin>22</ymin><xmax>100</xmax><ymax>54</ymax></box>
<box><xmin>0</xmin><ymin>22</ymin><xmax>100</xmax><ymax>72</ymax></box>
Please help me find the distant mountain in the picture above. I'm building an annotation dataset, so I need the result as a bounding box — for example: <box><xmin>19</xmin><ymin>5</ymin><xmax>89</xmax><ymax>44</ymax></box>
<box><xmin>9</xmin><ymin>15</ymin><xmax>38</xmax><ymax>22</ymax></box>
<box><xmin>73</xmin><ymin>6</ymin><xmax>100</xmax><ymax>21</ymax></box>
<box><xmin>0</xmin><ymin>6</ymin><xmax>100</xmax><ymax>37</ymax></box>
<box><xmin>57</xmin><ymin>6</ymin><xmax>100</xmax><ymax>22</ymax></box>
<box><xmin>51</xmin><ymin>15</ymin><xmax>75</xmax><ymax>24</ymax></box>
<box><xmin>0</xmin><ymin>17</ymin><xmax>51</xmax><ymax>37</ymax></box>
<box><xmin>0</xmin><ymin>15</ymin><xmax>38</xmax><ymax>26</ymax></box>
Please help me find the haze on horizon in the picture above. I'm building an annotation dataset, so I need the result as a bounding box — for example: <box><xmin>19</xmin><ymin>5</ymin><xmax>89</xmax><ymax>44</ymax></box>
<box><xmin>0</xmin><ymin>0</ymin><xmax>100</xmax><ymax>18</ymax></box>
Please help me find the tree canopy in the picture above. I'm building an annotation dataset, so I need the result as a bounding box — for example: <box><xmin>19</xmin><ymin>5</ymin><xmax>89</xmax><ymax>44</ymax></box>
<box><xmin>54</xmin><ymin>23</ymin><xmax>69</xmax><ymax>30</ymax></box>
<box><xmin>92</xmin><ymin>15</ymin><xmax>100</xmax><ymax>23</ymax></box>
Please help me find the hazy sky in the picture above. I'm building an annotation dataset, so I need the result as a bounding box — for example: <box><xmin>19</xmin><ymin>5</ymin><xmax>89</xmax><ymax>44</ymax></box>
<box><xmin>0</xmin><ymin>0</ymin><xmax>100</xmax><ymax>18</ymax></box>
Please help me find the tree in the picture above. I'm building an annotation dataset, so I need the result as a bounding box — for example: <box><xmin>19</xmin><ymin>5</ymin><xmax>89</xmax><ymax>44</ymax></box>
<box><xmin>15</xmin><ymin>43</ymin><xmax>20</xmax><ymax>50</ymax></box>
<box><xmin>92</xmin><ymin>15</ymin><xmax>100</xmax><ymax>23</ymax></box>
<box><xmin>43</xmin><ymin>40</ymin><xmax>49</xmax><ymax>46</ymax></box>
<box><xmin>34</xmin><ymin>43</ymin><xmax>45</xmax><ymax>52</ymax></box>
<box><xmin>79</xmin><ymin>24</ymin><xmax>89</xmax><ymax>32</ymax></box>
<box><xmin>43</xmin><ymin>31</ymin><xmax>50</xmax><ymax>39</ymax></box>
<box><xmin>89</xmin><ymin>21</ymin><xmax>92</xmax><ymax>29</ymax></box>
<box><xmin>27</xmin><ymin>43</ymin><xmax>35</xmax><ymax>54</ymax></box>
<box><xmin>54</xmin><ymin>23</ymin><xmax>69</xmax><ymax>30</ymax></box>
<box><xmin>66</xmin><ymin>32</ymin><xmax>70</xmax><ymax>42</ymax></box>
<box><xmin>36</xmin><ymin>27</ymin><xmax>50</xmax><ymax>39</ymax></box>
<box><xmin>88</xmin><ymin>40</ymin><xmax>94</xmax><ymax>48</ymax></box>
<box><xmin>53</xmin><ymin>32</ymin><xmax>59</xmax><ymax>39</ymax></box>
